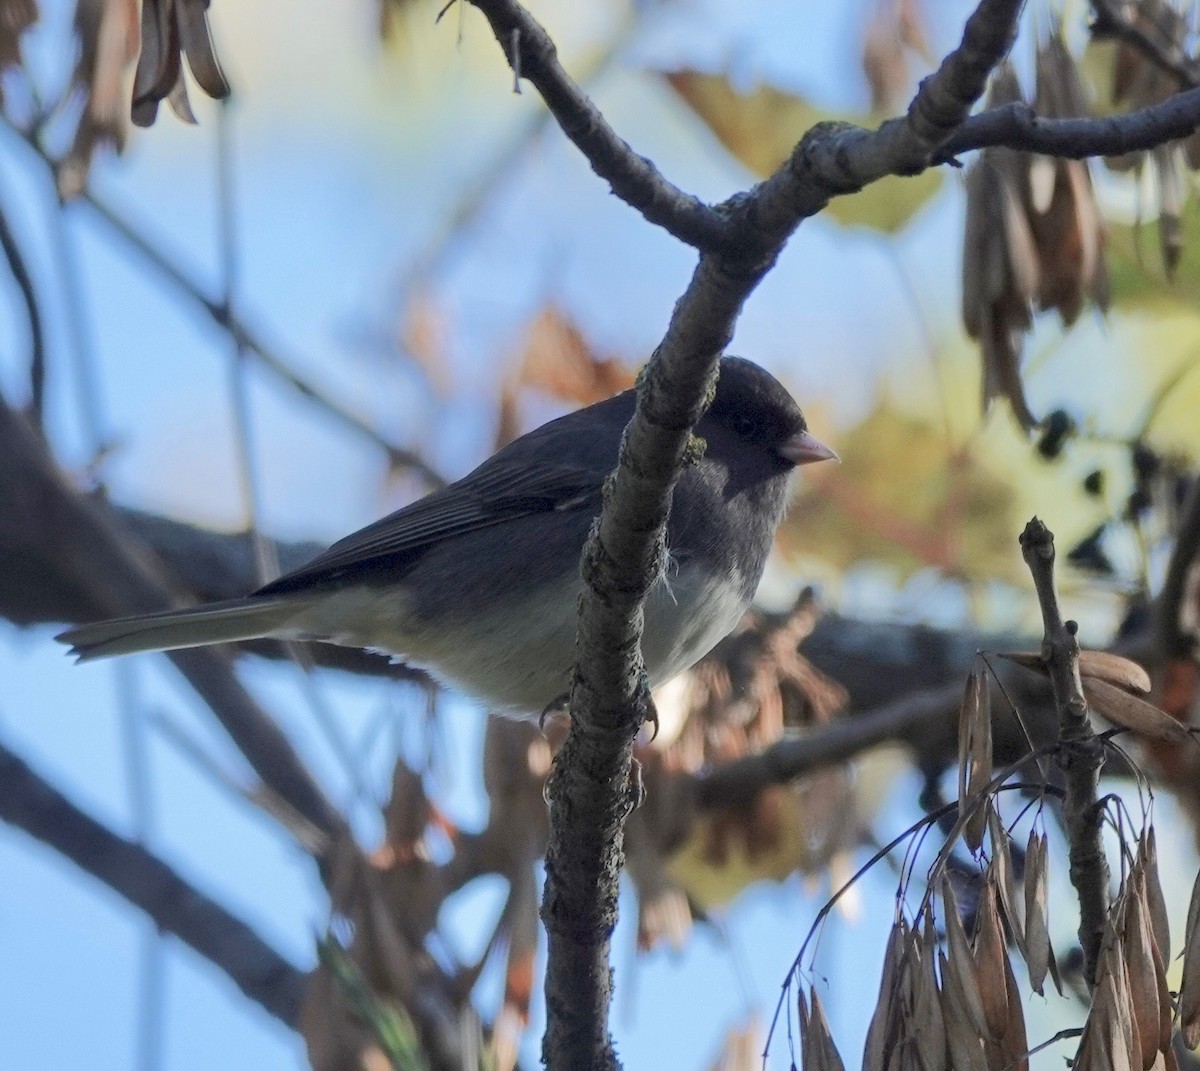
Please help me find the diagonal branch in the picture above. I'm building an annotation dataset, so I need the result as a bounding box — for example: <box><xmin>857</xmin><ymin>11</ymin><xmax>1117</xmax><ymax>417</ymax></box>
<box><xmin>0</xmin><ymin>117</ymin><xmax>444</xmax><ymax>488</ymax></box>
<box><xmin>0</xmin><ymin>394</ymin><xmax>347</xmax><ymax>842</ymax></box>
<box><xmin>0</xmin><ymin>740</ymin><xmax>307</xmax><ymax>1026</ymax></box>
<box><xmin>464</xmin><ymin>0</ymin><xmax>735</xmax><ymax>254</ymax></box>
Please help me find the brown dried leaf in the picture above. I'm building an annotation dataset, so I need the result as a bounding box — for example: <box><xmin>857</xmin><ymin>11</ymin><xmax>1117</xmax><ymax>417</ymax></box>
<box><xmin>1083</xmin><ymin>678</ymin><xmax>1190</xmax><ymax>743</ymax></box>
<box><xmin>517</xmin><ymin>307</ymin><xmax>636</xmax><ymax>407</ymax></box>
<box><xmin>1024</xmin><ymin>829</ymin><xmax>1051</xmax><ymax>996</ymax></box>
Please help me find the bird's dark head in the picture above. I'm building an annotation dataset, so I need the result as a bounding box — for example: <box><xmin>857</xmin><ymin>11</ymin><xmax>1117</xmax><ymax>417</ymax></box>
<box><xmin>705</xmin><ymin>356</ymin><xmax>837</xmax><ymax>471</ymax></box>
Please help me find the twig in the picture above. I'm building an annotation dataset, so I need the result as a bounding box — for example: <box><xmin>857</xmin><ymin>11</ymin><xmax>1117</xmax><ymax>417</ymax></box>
<box><xmin>0</xmin><ymin>115</ymin><xmax>446</xmax><ymax>488</ymax></box>
<box><xmin>1019</xmin><ymin>517</ymin><xmax>1110</xmax><ymax>987</ymax></box>
<box><xmin>1090</xmin><ymin>0</ymin><xmax>1200</xmax><ymax>89</ymax></box>
<box><xmin>1157</xmin><ymin>475</ymin><xmax>1200</xmax><ymax>660</ymax></box>
<box><xmin>463</xmin><ymin>0</ymin><xmax>734</xmax><ymax>254</ymax></box>
<box><xmin>692</xmin><ymin>681</ymin><xmax>964</xmax><ymax>809</ymax></box>
<box><xmin>0</xmin><ymin>739</ymin><xmax>307</xmax><ymax>1026</ymax></box>
<box><xmin>936</xmin><ymin>90</ymin><xmax>1200</xmax><ymax>161</ymax></box>
<box><xmin>0</xmin><ymin>197</ymin><xmax>45</xmax><ymax>429</ymax></box>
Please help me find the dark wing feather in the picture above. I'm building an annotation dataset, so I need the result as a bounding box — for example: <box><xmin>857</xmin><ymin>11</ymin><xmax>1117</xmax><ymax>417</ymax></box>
<box><xmin>256</xmin><ymin>395</ymin><xmax>630</xmax><ymax>595</ymax></box>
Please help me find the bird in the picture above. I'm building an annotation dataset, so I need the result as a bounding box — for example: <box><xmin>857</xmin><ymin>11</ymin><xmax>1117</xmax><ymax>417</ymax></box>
<box><xmin>58</xmin><ymin>357</ymin><xmax>836</xmax><ymax>718</ymax></box>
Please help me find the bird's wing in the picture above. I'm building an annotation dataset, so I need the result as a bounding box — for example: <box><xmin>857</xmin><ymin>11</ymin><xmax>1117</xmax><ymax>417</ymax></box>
<box><xmin>256</xmin><ymin>458</ymin><xmax>606</xmax><ymax>595</ymax></box>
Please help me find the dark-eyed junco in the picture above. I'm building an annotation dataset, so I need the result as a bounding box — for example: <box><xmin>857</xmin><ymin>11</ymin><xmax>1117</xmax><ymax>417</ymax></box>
<box><xmin>58</xmin><ymin>357</ymin><xmax>835</xmax><ymax>717</ymax></box>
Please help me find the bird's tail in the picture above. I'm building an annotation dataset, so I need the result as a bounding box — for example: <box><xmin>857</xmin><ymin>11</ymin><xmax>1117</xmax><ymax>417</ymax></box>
<box><xmin>57</xmin><ymin>595</ymin><xmax>310</xmax><ymax>661</ymax></box>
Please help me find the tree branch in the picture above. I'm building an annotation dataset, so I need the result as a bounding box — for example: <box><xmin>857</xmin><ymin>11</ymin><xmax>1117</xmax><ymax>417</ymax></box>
<box><xmin>464</xmin><ymin>0</ymin><xmax>1029</xmax><ymax>1062</ymax></box>
<box><xmin>0</xmin><ymin>198</ymin><xmax>46</xmax><ymax>429</ymax></box>
<box><xmin>0</xmin><ymin>395</ymin><xmax>348</xmax><ymax>842</ymax></box>
<box><xmin>464</xmin><ymin>0</ymin><xmax>735</xmax><ymax>254</ymax></box>
<box><xmin>692</xmin><ymin>682</ymin><xmax>965</xmax><ymax>810</ymax></box>
<box><xmin>1090</xmin><ymin>0</ymin><xmax>1200</xmax><ymax>89</ymax></box>
<box><xmin>0</xmin><ymin>740</ymin><xmax>307</xmax><ymax>1026</ymax></box>
<box><xmin>1019</xmin><ymin>518</ymin><xmax>1109</xmax><ymax>988</ymax></box>
<box><xmin>0</xmin><ymin>118</ymin><xmax>444</xmax><ymax>488</ymax></box>
<box><xmin>936</xmin><ymin>90</ymin><xmax>1200</xmax><ymax>161</ymax></box>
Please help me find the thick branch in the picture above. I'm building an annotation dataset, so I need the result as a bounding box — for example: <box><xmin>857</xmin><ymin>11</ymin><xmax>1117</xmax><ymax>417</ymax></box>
<box><xmin>464</xmin><ymin>0</ymin><xmax>734</xmax><ymax>253</ymax></box>
<box><xmin>0</xmin><ymin>741</ymin><xmax>306</xmax><ymax>1026</ymax></box>
<box><xmin>0</xmin><ymin>397</ymin><xmax>347</xmax><ymax>842</ymax></box>
<box><xmin>693</xmin><ymin>682</ymin><xmax>965</xmax><ymax>809</ymax></box>
<box><xmin>1019</xmin><ymin>518</ymin><xmax>1109</xmax><ymax>988</ymax></box>
<box><xmin>937</xmin><ymin>90</ymin><xmax>1200</xmax><ymax>161</ymax></box>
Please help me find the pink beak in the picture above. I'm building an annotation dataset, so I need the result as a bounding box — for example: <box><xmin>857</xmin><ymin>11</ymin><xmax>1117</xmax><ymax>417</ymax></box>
<box><xmin>778</xmin><ymin>430</ymin><xmax>839</xmax><ymax>466</ymax></box>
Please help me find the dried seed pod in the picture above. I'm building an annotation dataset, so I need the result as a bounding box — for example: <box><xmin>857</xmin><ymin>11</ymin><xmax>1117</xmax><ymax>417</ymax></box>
<box><xmin>943</xmin><ymin>878</ymin><xmax>991</xmax><ymax>1040</ymax></box>
<box><xmin>1179</xmin><ymin>866</ymin><xmax>1200</xmax><ymax>1047</ymax></box>
<box><xmin>962</xmin><ymin>63</ymin><xmax>1041</xmax><ymax>431</ymax></box>
<box><xmin>1029</xmin><ymin>27</ymin><xmax>1110</xmax><ymax>326</ymax></box>
<box><xmin>1141</xmin><ymin>830</ymin><xmax>1171</xmax><ymax>964</ymax></box>
<box><xmin>939</xmin><ymin>949</ymin><xmax>989</xmax><ymax>1071</ymax></box>
<box><xmin>998</xmin><ymin>649</ymin><xmax>1151</xmax><ymax>695</ymax></box>
<box><xmin>989</xmin><ymin>810</ymin><xmax>1024</xmax><ymax>951</ymax></box>
<box><xmin>1078</xmin><ymin>651</ymin><xmax>1154</xmax><ymax>695</ymax></box>
<box><xmin>863</xmin><ymin>920</ymin><xmax>908</xmax><ymax>1071</ymax></box>
<box><xmin>1024</xmin><ymin>829</ymin><xmax>1051</xmax><ymax>996</ymax></box>
<box><xmin>1124</xmin><ymin>869</ymin><xmax>1164</xmax><ymax>1070</ymax></box>
<box><xmin>1083</xmin><ymin>678</ymin><xmax>1190</xmax><ymax>743</ymax></box>
<box><xmin>914</xmin><ymin>915</ymin><xmax>948</xmax><ymax>1071</ymax></box>
<box><xmin>973</xmin><ymin>880</ymin><xmax>1009</xmax><ymax>1041</ymax></box>
<box><xmin>956</xmin><ymin>666</ymin><xmax>992</xmax><ymax>852</ymax></box>
<box><xmin>808</xmin><ymin>988</ymin><xmax>847</xmax><ymax>1071</ymax></box>
<box><xmin>998</xmin><ymin>946</ymin><xmax>1029</xmax><ymax>1071</ymax></box>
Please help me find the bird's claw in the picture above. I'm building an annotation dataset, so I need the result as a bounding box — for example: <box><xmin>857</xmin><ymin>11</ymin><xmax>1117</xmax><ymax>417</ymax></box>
<box><xmin>539</xmin><ymin>692</ymin><xmax>569</xmax><ymax>733</ymax></box>
<box><xmin>627</xmin><ymin>756</ymin><xmax>645</xmax><ymax>812</ymax></box>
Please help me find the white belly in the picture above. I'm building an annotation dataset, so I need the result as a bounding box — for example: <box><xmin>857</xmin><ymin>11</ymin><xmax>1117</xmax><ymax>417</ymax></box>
<box><xmin>285</xmin><ymin>563</ymin><xmax>751</xmax><ymax>719</ymax></box>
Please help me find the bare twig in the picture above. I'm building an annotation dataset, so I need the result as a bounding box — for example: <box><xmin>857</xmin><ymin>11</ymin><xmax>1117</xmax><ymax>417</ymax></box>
<box><xmin>0</xmin><ymin>739</ymin><xmax>307</xmax><ymax>1026</ymax></box>
<box><xmin>937</xmin><ymin>89</ymin><xmax>1200</xmax><ymax>161</ymax></box>
<box><xmin>1090</xmin><ymin>0</ymin><xmax>1200</xmax><ymax>88</ymax></box>
<box><xmin>1157</xmin><ymin>476</ymin><xmax>1200</xmax><ymax>660</ymax></box>
<box><xmin>0</xmin><ymin>117</ymin><xmax>446</xmax><ymax>488</ymax></box>
<box><xmin>0</xmin><ymin>199</ymin><xmax>45</xmax><ymax>429</ymax></box>
<box><xmin>1019</xmin><ymin>517</ymin><xmax>1109</xmax><ymax>987</ymax></box>
<box><xmin>464</xmin><ymin>0</ymin><xmax>734</xmax><ymax>254</ymax></box>
<box><xmin>692</xmin><ymin>682</ymin><xmax>965</xmax><ymax>809</ymax></box>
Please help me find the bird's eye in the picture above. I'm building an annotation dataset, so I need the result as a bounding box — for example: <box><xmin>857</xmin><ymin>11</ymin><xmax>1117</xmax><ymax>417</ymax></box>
<box><xmin>731</xmin><ymin>414</ymin><xmax>756</xmax><ymax>437</ymax></box>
